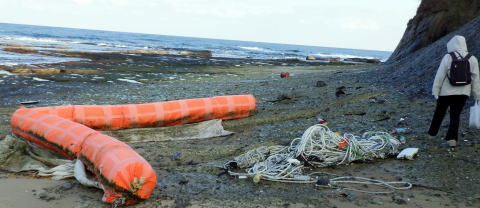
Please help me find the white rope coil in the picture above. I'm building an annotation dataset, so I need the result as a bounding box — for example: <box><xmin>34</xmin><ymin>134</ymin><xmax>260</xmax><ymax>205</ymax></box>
<box><xmin>225</xmin><ymin>124</ymin><xmax>411</xmax><ymax>193</ymax></box>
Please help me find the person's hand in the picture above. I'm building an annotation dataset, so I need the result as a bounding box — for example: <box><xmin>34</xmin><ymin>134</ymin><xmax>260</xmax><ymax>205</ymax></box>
<box><xmin>434</xmin><ymin>95</ymin><xmax>439</xmax><ymax>100</ymax></box>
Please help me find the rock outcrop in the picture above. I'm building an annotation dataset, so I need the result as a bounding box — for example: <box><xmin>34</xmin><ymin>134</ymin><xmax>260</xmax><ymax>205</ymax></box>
<box><xmin>379</xmin><ymin>16</ymin><xmax>480</xmax><ymax>95</ymax></box>
<box><xmin>179</xmin><ymin>50</ymin><xmax>212</xmax><ymax>57</ymax></box>
<box><xmin>388</xmin><ymin>0</ymin><xmax>480</xmax><ymax>62</ymax></box>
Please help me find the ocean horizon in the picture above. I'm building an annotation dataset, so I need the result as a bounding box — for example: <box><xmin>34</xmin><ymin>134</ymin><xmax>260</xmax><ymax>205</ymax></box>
<box><xmin>0</xmin><ymin>22</ymin><xmax>391</xmax><ymax>66</ymax></box>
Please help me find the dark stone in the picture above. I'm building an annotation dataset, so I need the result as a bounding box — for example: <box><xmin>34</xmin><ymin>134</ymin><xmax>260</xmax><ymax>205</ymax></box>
<box><xmin>59</xmin><ymin>181</ymin><xmax>74</xmax><ymax>191</ymax></box>
<box><xmin>38</xmin><ymin>193</ymin><xmax>48</xmax><ymax>199</ymax></box>
<box><xmin>38</xmin><ymin>192</ymin><xmax>56</xmax><ymax>201</ymax></box>
<box><xmin>392</xmin><ymin>195</ymin><xmax>407</xmax><ymax>205</ymax></box>
<box><xmin>316</xmin><ymin>81</ymin><xmax>327</xmax><ymax>87</ymax></box>
<box><xmin>335</xmin><ymin>86</ymin><xmax>346</xmax><ymax>97</ymax></box>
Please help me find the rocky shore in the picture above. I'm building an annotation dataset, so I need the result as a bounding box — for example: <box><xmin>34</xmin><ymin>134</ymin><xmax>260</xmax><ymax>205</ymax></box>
<box><xmin>0</xmin><ymin>48</ymin><xmax>479</xmax><ymax>207</ymax></box>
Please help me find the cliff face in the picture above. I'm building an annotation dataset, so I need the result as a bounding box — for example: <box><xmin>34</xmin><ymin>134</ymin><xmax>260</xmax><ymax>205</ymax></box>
<box><xmin>388</xmin><ymin>0</ymin><xmax>480</xmax><ymax>62</ymax></box>
<box><xmin>376</xmin><ymin>15</ymin><xmax>480</xmax><ymax>96</ymax></box>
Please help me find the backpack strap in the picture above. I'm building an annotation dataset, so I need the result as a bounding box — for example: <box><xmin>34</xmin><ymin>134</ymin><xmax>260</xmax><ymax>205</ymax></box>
<box><xmin>449</xmin><ymin>52</ymin><xmax>459</xmax><ymax>61</ymax></box>
<box><xmin>464</xmin><ymin>53</ymin><xmax>472</xmax><ymax>61</ymax></box>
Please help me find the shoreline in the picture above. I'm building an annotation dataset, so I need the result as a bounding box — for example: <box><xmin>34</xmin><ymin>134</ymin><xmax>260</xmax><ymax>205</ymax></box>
<box><xmin>1</xmin><ymin>54</ymin><xmax>479</xmax><ymax>207</ymax></box>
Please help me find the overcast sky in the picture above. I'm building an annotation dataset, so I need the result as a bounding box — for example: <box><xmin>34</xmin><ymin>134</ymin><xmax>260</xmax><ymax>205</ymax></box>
<box><xmin>0</xmin><ymin>0</ymin><xmax>420</xmax><ymax>51</ymax></box>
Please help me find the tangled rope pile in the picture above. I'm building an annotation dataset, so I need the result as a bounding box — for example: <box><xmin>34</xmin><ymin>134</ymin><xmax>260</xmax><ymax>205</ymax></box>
<box><xmin>225</xmin><ymin>124</ymin><xmax>412</xmax><ymax>193</ymax></box>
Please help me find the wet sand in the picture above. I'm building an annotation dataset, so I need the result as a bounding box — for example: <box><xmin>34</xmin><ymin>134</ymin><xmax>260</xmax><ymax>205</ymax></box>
<box><xmin>0</xmin><ymin>52</ymin><xmax>479</xmax><ymax>207</ymax></box>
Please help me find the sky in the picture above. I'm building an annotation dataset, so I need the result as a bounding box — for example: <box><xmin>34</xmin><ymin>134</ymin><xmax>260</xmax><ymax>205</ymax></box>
<box><xmin>0</xmin><ymin>0</ymin><xmax>421</xmax><ymax>51</ymax></box>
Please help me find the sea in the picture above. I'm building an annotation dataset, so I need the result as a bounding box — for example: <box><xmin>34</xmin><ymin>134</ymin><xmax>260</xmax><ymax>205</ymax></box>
<box><xmin>0</xmin><ymin>22</ymin><xmax>391</xmax><ymax>66</ymax></box>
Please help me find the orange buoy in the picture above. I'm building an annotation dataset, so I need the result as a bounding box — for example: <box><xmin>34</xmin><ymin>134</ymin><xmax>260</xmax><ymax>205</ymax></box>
<box><xmin>10</xmin><ymin>95</ymin><xmax>256</xmax><ymax>205</ymax></box>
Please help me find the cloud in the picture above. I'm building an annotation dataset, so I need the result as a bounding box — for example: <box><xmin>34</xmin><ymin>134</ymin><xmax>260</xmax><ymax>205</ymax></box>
<box><xmin>162</xmin><ymin>0</ymin><xmax>294</xmax><ymax>18</ymax></box>
<box><xmin>72</xmin><ymin>0</ymin><xmax>94</xmax><ymax>5</ymax></box>
<box><xmin>109</xmin><ymin>0</ymin><xmax>129</xmax><ymax>6</ymax></box>
<box><xmin>340</xmin><ymin>19</ymin><xmax>381</xmax><ymax>31</ymax></box>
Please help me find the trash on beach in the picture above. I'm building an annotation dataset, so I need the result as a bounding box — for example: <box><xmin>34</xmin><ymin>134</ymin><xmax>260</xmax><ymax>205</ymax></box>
<box><xmin>20</xmin><ymin>101</ymin><xmax>39</xmax><ymax>105</ymax></box>
<box><xmin>171</xmin><ymin>152</ymin><xmax>182</xmax><ymax>160</ymax></box>
<box><xmin>0</xmin><ymin>135</ymin><xmax>74</xmax><ymax>180</ymax></box>
<box><xmin>395</xmin><ymin>128</ymin><xmax>408</xmax><ymax>133</ymax></box>
<box><xmin>117</xmin><ymin>78</ymin><xmax>143</xmax><ymax>84</ymax></box>
<box><xmin>33</xmin><ymin>77</ymin><xmax>50</xmax><ymax>82</ymax></box>
<box><xmin>317</xmin><ymin>116</ymin><xmax>328</xmax><ymax>124</ymax></box>
<box><xmin>397</xmin><ymin>148</ymin><xmax>419</xmax><ymax>160</ymax></box>
<box><xmin>225</xmin><ymin>124</ymin><xmax>412</xmax><ymax>193</ymax></box>
<box><xmin>74</xmin><ymin>159</ymin><xmax>100</xmax><ymax>188</ymax></box>
<box><xmin>104</xmin><ymin>119</ymin><xmax>233</xmax><ymax>143</ymax></box>
<box><xmin>9</xmin><ymin>95</ymin><xmax>256</xmax><ymax>205</ymax></box>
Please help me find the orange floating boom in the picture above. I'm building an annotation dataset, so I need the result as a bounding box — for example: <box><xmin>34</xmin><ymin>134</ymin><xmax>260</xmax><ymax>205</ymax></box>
<box><xmin>10</xmin><ymin>95</ymin><xmax>256</xmax><ymax>205</ymax></box>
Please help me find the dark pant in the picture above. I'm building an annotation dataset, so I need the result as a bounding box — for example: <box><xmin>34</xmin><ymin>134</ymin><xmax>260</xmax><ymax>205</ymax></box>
<box><xmin>428</xmin><ymin>95</ymin><xmax>468</xmax><ymax>141</ymax></box>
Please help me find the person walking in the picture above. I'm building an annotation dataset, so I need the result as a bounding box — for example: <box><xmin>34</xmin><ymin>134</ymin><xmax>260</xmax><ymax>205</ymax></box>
<box><xmin>428</xmin><ymin>35</ymin><xmax>480</xmax><ymax>150</ymax></box>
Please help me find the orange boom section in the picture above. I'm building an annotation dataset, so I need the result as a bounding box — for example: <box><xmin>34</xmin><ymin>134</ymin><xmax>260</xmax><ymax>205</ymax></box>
<box><xmin>9</xmin><ymin>95</ymin><xmax>256</xmax><ymax>205</ymax></box>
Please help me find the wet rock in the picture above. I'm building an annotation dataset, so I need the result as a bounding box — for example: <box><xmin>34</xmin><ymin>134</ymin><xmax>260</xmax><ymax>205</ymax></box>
<box><xmin>178</xmin><ymin>180</ymin><xmax>189</xmax><ymax>185</ymax></box>
<box><xmin>179</xmin><ymin>50</ymin><xmax>212</xmax><ymax>57</ymax></box>
<box><xmin>335</xmin><ymin>86</ymin><xmax>346</xmax><ymax>97</ymax></box>
<box><xmin>9</xmin><ymin>68</ymin><xmax>99</xmax><ymax>74</ymax></box>
<box><xmin>38</xmin><ymin>192</ymin><xmax>48</xmax><ymax>199</ymax></box>
<box><xmin>306</xmin><ymin>56</ymin><xmax>342</xmax><ymax>62</ymax></box>
<box><xmin>354</xmin><ymin>199</ymin><xmax>368</xmax><ymax>207</ymax></box>
<box><xmin>369</xmin><ymin>198</ymin><xmax>383</xmax><ymax>205</ymax></box>
<box><xmin>344</xmin><ymin>111</ymin><xmax>366</xmax><ymax>116</ymax></box>
<box><xmin>2</xmin><ymin>47</ymin><xmax>39</xmax><ymax>54</ymax></box>
<box><xmin>392</xmin><ymin>195</ymin><xmax>407</xmax><ymax>205</ymax></box>
<box><xmin>315</xmin><ymin>81</ymin><xmax>327</xmax><ymax>87</ymax></box>
<box><xmin>270</xmin><ymin>94</ymin><xmax>298</xmax><ymax>103</ymax></box>
<box><xmin>0</xmin><ymin>43</ymin><xmax>33</xmax><ymax>47</ymax></box>
<box><xmin>124</xmin><ymin>49</ymin><xmax>169</xmax><ymax>55</ymax></box>
<box><xmin>59</xmin><ymin>181</ymin><xmax>75</xmax><ymax>191</ymax></box>
<box><xmin>38</xmin><ymin>192</ymin><xmax>56</xmax><ymax>201</ymax></box>
<box><xmin>344</xmin><ymin>58</ymin><xmax>381</xmax><ymax>64</ymax></box>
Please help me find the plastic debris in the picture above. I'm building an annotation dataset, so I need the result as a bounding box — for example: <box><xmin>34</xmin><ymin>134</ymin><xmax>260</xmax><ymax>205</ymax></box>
<box><xmin>20</xmin><ymin>101</ymin><xmax>39</xmax><ymax>105</ymax></box>
<box><xmin>253</xmin><ymin>174</ymin><xmax>262</xmax><ymax>183</ymax></box>
<box><xmin>397</xmin><ymin>148</ymin><xmax>419</xmax><ymax>160</ymax></box>
<box><xmin>33</xmin><ymin>77</ymin><xmax>50</xmax><ymax>82</ymax></box>
<box><xmin>317</xmin><ymin>117</ymin><xmax>328</xmax><ymax>124</ymax></box>
<box><xmin>117</xmin><ymin>78</ymin><xmax>143</xmax><ymax>84</ymax></box>
<box><xmin>280</xmin><ymin>72</ymin><xmax>290</xmax><ymax>78</ymax></box>
<box><xmin>395</xmin><ymin>128</ymin><xmax>408</xmax><ymax>133</ymax></box>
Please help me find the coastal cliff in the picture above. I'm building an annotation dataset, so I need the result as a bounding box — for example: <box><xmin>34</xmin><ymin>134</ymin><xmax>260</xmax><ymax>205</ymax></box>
<box><xmin>389</xmin><ymin>0</ymin><xmax>480</xmax><ymax>62</ymax></box>
<box><xmin>380</xmin><ymin>0</ymin><xmax>480</xmax><ymax>95</ymax></box>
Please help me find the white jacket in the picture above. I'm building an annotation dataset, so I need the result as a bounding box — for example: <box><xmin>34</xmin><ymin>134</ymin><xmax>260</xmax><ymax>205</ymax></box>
<box><xmin>432</xmin><ymin>35</ymin><xmax>480</xmax><ymax>99</ymax></box>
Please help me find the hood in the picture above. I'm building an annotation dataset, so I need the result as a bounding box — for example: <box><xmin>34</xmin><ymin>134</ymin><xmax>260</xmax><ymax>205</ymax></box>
<box><xmin>447</xmin><ymin>35</ymin><xmax>468</xmax><ymax>57</ymax></box>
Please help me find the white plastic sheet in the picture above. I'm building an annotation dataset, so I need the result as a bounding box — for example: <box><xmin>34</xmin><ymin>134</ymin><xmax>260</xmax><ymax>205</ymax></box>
<box><xmin>397</xmin><ymin>148</ymin><xmax>419</xmax><ymax>160</ymax></box>
<box><xmin>469</xmin><ymin>101</ymin><xmax>480</xmax><ymax>129</ymax></box>
<box><xmin>0</xmin><ymin>135</ymin><xmax>74</xmax><ymax>179</ymax></box>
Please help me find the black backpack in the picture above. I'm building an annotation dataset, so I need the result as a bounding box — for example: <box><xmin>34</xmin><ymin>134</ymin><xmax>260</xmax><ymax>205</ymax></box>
<box><xmin>447</xmin><ymin>52</ymin><xmax>472</xmax><ymax>86</ymax></box>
